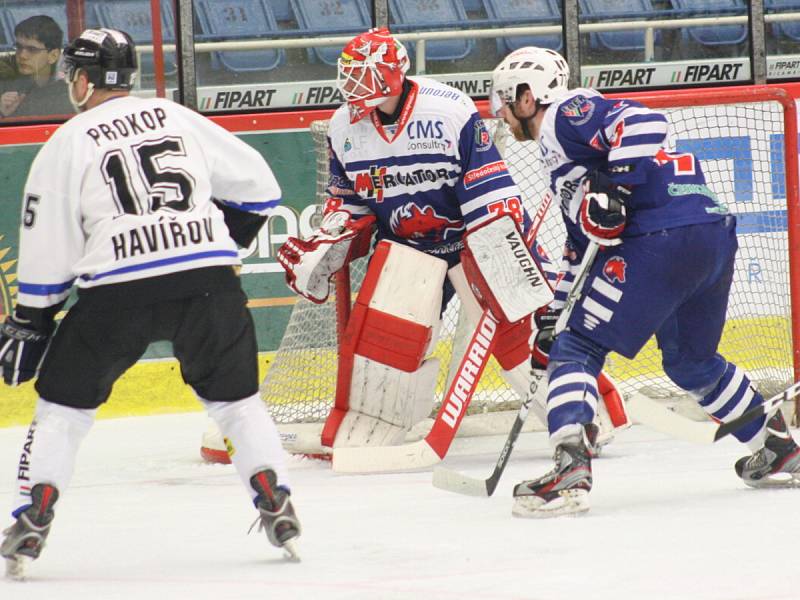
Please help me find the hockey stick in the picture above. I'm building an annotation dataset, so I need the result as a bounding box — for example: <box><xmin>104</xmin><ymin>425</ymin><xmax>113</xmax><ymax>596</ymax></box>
<box><xmin>432</xmin><ymin>375</ymin><xmax>539</xmax><ymax>496</ymax></box>
<box><xmin>332</xmin><ymin>307</ymin><xmax>500</xmax><ymax>473</ymax></box>
<box><xmin>431</xmin><ymin>239</ymin><xmax>602</xmax><ymax>496</ymax></box>
<box><xmin>628</xmin><ymin>380</ymin><xmax>800</xmax><ymax>444</ymax></box>
<box><xmin>554</xmin><ymin>240</ymin><xmax>599</xmax><ymax>335</ymax></box>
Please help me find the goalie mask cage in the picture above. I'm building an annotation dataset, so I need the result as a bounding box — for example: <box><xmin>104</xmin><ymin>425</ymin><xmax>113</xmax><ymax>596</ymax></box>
<box><xmin>261</xmin><ymin>85</ymin><xmax>800</xmax><ymax>453</ymax></box>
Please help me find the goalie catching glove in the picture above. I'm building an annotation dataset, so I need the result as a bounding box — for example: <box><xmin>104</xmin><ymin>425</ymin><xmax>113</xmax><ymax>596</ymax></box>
<box><xmin>579</xmin><ymin>170</ymin><xmax>631</xmax><ymax>246</ymax></box>
<box><xmin>277</xmin><ymin>210</ymin><xmax>375</xmax><ymax>303</ymax></box>
<box><xmin>0</xmin><ymin>313</ymin><xmax>53</xmax><ymax>386</ymax></box>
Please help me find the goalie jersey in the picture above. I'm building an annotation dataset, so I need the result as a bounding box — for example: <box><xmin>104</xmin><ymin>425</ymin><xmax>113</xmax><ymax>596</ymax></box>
<box><xmin>326</xmin><ymin>76</ymin><xmax>536</xmax><ymax>263</ymax></box>
<box><xmin>16</xmin><ymin>96</ymin><xmax>280</xmax><ymax>311</ymax></box>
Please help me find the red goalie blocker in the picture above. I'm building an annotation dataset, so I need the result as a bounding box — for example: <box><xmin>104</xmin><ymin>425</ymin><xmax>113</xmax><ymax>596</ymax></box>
<box><xmin>460</xmin><ymin>215</ymin><xmax>551</xmax><ymax>373</ymax></box>
<box><xmin>461</xmin><ymin>215</ymin><xmax>552</xmax><ymax>324</ymax></box>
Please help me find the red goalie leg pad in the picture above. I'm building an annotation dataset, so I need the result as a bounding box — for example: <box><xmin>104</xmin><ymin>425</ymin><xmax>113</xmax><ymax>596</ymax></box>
<box><xmin>597</xmin><ymin>372</ymin><xmax>630</xmax><ymax>429</ymax></box>
<box><xmin>355</xmin><ymin>309</ymin><xmax>431</xmax><ymax>372</ymax></box>
<box><xmin>321</xmin><ymin>241</ymin><xmax>439</xmax><ymax>447</ymax></box>
<box><xmin>493</xmin><ymin>314</ymin><xmax>532</xmax><ymax>371</ymax></box>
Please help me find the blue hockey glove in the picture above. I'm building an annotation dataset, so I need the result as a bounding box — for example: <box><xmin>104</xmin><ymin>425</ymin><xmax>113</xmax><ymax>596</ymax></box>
<box><xmin>579</xmin><ymin>171</ymin><xmax>631</xmax><ymax>246</ymax></box>
<box><xmin>0</xmin><ymin>315</ymin><xmax>52</xmax><ymax>386</ymax></box>
<box><xmin>531</xmin><ymin>304</ymin><xmax>560</xmax><ymax>370</ymax></box>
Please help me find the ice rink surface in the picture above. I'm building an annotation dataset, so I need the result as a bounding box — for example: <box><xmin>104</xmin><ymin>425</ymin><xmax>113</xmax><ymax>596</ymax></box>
<box><xmin>0</xmin><ymin>412</ymin><xmax>797</xmax><ymax>600</ymax></box>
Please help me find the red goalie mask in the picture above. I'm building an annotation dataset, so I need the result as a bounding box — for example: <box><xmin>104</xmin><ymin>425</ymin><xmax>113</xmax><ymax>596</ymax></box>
<box><xmin>336</xmin><ymin>28</ymin><xmax>410</xmax><ymax>123</ymax></box>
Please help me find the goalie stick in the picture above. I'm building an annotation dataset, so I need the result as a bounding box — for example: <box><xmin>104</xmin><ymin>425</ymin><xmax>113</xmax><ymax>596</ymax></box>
<box><xmin>332</xmin><ymin>307</ymin><xmax>500</xmax><ymax>473</ymax></box>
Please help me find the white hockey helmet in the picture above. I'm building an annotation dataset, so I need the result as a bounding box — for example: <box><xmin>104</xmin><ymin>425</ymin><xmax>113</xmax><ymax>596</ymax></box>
<box><xmin>489</xmin><ymin>47</ymin><xmax>570</xmax><ymax>116</ymax></box>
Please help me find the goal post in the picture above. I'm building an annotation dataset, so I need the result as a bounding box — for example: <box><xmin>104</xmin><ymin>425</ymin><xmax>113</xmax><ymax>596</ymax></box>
<box><xmin>261</xmin><ymin>84</ymin><xmax>800</xmax><ymax>454</ymax></box>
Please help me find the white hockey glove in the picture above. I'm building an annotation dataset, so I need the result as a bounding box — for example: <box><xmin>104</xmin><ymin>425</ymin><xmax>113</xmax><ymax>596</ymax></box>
<box><xmin>579</xmin><ymin>171</ymin><xmax>631</xmax><ymax>246</ymax></box>
<box><xmin>0</xmin><ymin>314</ymin><xmax>52</xmax><ymax>386</ymax></box>
<box><xmin>277</xmin><ymin>211</ymin><xmax>375</xmax><ymax>303</ymax></box>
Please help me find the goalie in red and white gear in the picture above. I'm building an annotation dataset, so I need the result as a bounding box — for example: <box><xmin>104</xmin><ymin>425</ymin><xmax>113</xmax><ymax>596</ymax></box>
<box><xmin>266</xmin><ymin>28</ymin><xmax>630</xmax><ymax>459</ymax></box>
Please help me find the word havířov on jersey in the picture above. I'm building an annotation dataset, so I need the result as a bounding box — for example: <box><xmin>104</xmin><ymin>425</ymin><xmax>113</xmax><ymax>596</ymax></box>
<box><xmin>16</xmin><ymin>96</ymin><xmax>280</xmax><ymax>309</ymax></box>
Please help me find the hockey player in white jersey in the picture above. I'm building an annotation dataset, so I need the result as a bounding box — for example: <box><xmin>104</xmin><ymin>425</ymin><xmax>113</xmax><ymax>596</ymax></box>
<box><xmin>276</xmin><ymin>28</ymin><xmax>630</xmax><ymax>456</ymax></box>
<box><xmin>489</xmin><ymin>47</ymin><xmax>800</xmax><ymax>518</ymax></box>
<box><xmin>0</xmin><ymin>29</ymin><xmax>300</xmax><ymax>577</ymax></box>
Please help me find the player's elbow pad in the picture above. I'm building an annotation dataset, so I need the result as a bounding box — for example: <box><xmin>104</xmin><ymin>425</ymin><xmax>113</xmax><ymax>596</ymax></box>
<box><xmin>214</xmin><ymin>199</ymin><xmax>268</xmax><ymax>247</ymax></box>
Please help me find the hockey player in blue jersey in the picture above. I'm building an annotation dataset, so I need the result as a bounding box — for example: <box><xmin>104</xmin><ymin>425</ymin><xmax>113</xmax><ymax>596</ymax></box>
<box><xmin>489</xmin><ymin>46</ymin><xmax>800</xmax><ymax>518</ymax></box>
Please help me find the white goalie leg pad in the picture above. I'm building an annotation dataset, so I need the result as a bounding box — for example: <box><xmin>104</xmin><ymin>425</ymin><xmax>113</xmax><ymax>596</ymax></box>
<box><xmin>11</xmin><ymin>399</ymin><xmax>96</xmax><ymax>515</ymax></box>
<box><xmin>337</xmin><ymin>357</ymin><xmax>440</xmax><ymax>446</ymax></box>
<box><xmin>462</xmin><ymin>214</ymin><xmax>552</xmax><ymax>323</ymax></box>
<box><xmin>203</xmin><ymin>393</ymin><xmax>290</xmax><ymax>498</ymax></box>
<box><xmin>331</xmin><ymin>241</ymin><xmax>448</xmax><ymax>448</ymax></box>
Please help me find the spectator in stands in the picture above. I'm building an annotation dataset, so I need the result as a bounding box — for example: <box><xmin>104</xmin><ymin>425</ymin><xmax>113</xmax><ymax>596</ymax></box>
<box><xmin>0</xmin><ymin>15</ymin><xmax>73</xmax><ymax>119</ymax></box>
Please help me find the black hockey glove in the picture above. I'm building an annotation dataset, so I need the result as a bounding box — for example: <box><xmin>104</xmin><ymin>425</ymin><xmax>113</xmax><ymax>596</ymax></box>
<box><xmin>531</xmin><ymin>304</ymin><xmax>560</xmax><ymax>371</ymax></box>
<box><xmin>213</xmin><ymin>199</ymin><xmax>268</xmax><ymax>248</ymax></box>
<box><xmin>0</xmin><ymin>314</ymin><xmax>52</xmax><ymax>386</ymax></box>
<box><xmin>579</xmin><ymin>170</ymin><xmax>631</xmax><ymax>246</ymax></box>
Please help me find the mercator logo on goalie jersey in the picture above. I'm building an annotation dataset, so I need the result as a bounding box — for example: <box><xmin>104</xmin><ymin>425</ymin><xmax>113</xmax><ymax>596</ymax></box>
<box><xmin>353</xmin><ymin>165</ymin><xmax>453</xmax><ymax>202</ymax></box>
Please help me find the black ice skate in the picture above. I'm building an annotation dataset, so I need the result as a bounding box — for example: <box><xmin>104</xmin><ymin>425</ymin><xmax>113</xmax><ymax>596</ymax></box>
<box><xmin>735</xmin><ymin>411</ymin><xmax>800</xmax><ymax>488</ymax></box>
<box><xmin>249</xmin><ymin>469</ymin><xmax>301</xmax><ymax>561</ymax></box>
<box><xmin>512</xmin><ymin>424</ymin><xmax>596</xmax><ymax>518</ymax></box>
<box><xmin>1</xmin><ymin>483</ymin><xmax>59</xmax><ymax>579</ymax></box>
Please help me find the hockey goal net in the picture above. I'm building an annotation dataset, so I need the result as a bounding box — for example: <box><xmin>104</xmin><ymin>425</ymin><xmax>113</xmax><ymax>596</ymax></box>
<box><xmin>261</xmin><ymin>85</ymin><xmax>800</xmax><ymax>453</ymax></box>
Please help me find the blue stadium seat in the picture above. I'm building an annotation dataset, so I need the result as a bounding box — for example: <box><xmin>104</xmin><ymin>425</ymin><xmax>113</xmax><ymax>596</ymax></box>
<box><xmin>290</xmin><ymin>0</ymin><xmax>371</xmax><ymax>66</ymax></box>
<box><xmin>89</xmin><ymin>0</ymin><xmax>177</xmax><ymax>77</ymax></box>
<box><xmin>483</xmin><ymin>0</ymin><xmax>561</xmax><ymax>53</ymax></box>
<box><xmin>579</xmin><ymin>0</ymin><xmax>660</xmax><ymax>51</ymax></box>
<box><xmin>389</xmin><ymin>0</ymin><xmax>475</xmax><ymax>62</ymax></box>
<box><xmin>766</xmin><ymin>0</ymin><xmax>800</xmax><ymax>42</ymax></box>
<box><xmin>272</xmin><ymin>0</ymin><xmax>295</xmax><ymax>22</ymax></box>
<box><xmin>2</xmin><ymin>2</ymin><xmax>69</xmax><ymax>52</ymax></box>
<box><xmin>461</xmin><ymin>0</ymin><xmax>484</xmax><ymax>13</ymax></box>
<box><xmin>194</xmin><ymin>0</ymin><xmax>284</xmax><ymax>73</ymax></box>
<box><xmin>669</xmin><ymin>0</ymin><xmax>748</xmax><ymax>47</ymax></box>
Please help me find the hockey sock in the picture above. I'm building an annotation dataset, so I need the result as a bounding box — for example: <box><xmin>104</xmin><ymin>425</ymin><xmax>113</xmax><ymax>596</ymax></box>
<box><xmin>11</xmin><ymin>399</ymin><xmax>96</xmax><ymax>517</ymax></box>
<box><xmin>203</xmin><ymin>393</ymin><xmax>290</xmax><ymax>500</ymax></box>
<box><xmin>546</xmin><ymin>361</ymin><xmax>599</xmax><ymax>447</ymax></box>
<box><xmin>695</xmin><ymin>363</ymin><xmax>766</xmax><ymax>451</ymax></box>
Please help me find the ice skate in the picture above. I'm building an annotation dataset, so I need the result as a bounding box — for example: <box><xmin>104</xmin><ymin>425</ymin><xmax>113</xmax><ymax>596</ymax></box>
<box><xmin>735</xmin><ymin>412</ymin><xmax>800</xmax><ymax>488</ymax></box>
<box><xmin>249</xmin><ymin>469</ymin><xmax>301</xmax><ymax>561</ymax></box>
<box><xmin>512</xmin><ymin>425</ymin><xmax>595</xmax><ymax>518</ymax></box>
<box><xmin>1</xmin><ymin>483</ymin><xmax>59</xmax><ymax>580</ymax></box>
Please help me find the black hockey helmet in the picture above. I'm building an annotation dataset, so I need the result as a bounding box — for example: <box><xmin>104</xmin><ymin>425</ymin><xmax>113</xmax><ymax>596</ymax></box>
<box><xmin>63</xmin><ymin>28</ymin><xmax>137</xmax><ymax>90</ymax></box>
